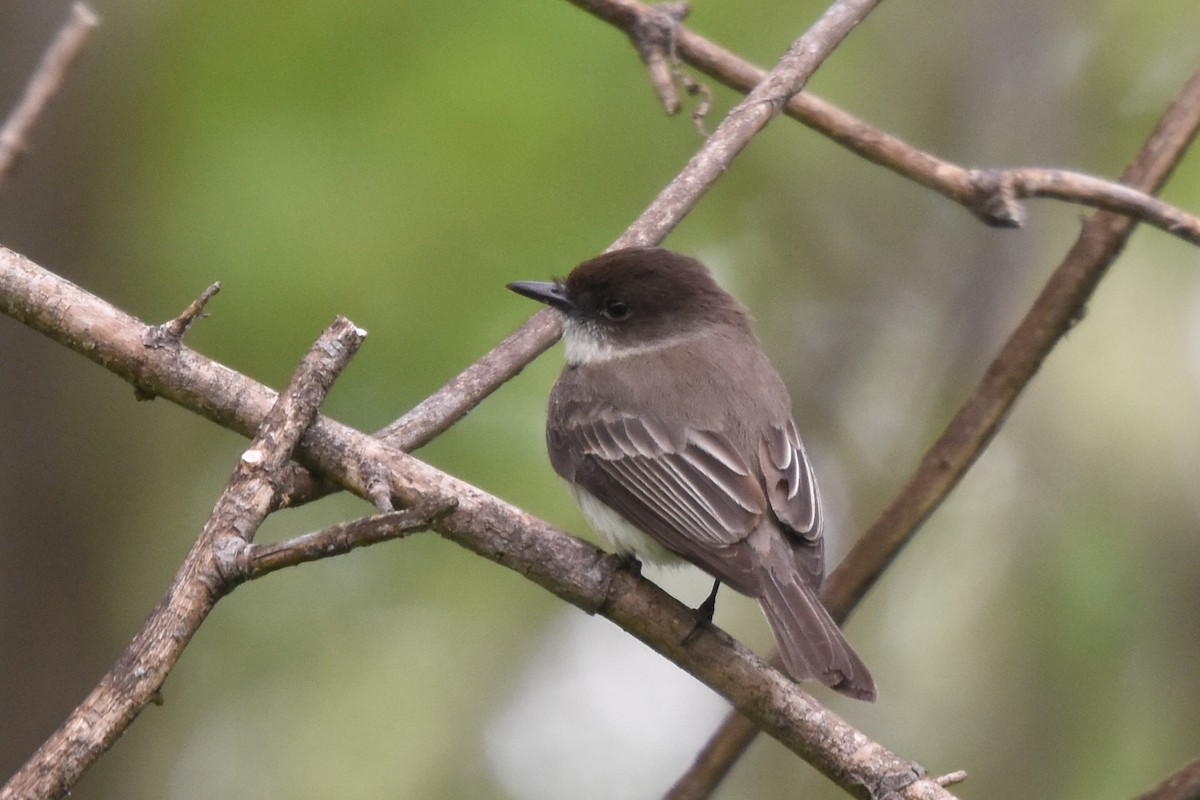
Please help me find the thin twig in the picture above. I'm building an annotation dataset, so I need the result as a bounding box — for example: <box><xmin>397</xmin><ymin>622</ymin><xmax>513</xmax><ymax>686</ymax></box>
<box><xmin>630</xmin><ymin>2</ymin><xmax>691</xmax><ymax>115</ymax></box>
<box><xmin>238</xmin><ymin>507</ymin><xmax>446</xmax><ymax>579</ymax></box>
<box><xmin>0</xmin><ymin>3</ymin><xmax>98</xmax><ymax>188</ymax></box>
<box><xmin>936</xmin><ymin>771</ymin><xmax>969</xmax><ymax>789</ymax></box>
<box><xmin>143</xmin><ymin>282</ymin><xmax>221</xmax><ymax>349</ymax></box>
<box><xmin>991</xmin><ymin>167</ymin><xmax>1200</xmax><ymax>245</ymax></box>
<box><xmin>0</xmin><ymin>317</ymin><xmax>364</xmax><ymax>800</ymax></box>
<box><xmin>666</xmin><ymin>62</ymin><xmax>1200</xmax><ymax>800</ymax></box>
<box><xmin>266</xmin><ymin>306</ymin><xmax>565</xmax><ymax>507</ymax></box>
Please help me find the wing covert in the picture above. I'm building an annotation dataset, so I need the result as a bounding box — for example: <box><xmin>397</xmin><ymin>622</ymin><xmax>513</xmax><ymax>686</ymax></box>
<box><xmin>549</xmin><ymin>400</ymin><xmax>766</xmax><ymax>551</ymax></box>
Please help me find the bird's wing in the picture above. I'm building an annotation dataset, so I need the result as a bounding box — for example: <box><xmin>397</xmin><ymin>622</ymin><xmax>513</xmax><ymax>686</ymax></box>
<box><xmin>757</xmin><ymin>418</ymin><xmax>824</xmax><ymax>581</ymax></box>
<box><xmin>549</xmin><ymin>401</ymin><xmax>766</xmax><ymax>561</ymax></box>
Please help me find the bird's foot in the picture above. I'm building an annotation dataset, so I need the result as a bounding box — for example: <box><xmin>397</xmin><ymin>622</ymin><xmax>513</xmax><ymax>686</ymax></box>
<box><xmin>682</xmin><ymin>579</ymin><xmax>721</xmax><ymax>645</ymax></box>
<box><xmin>617</xmin><ymin>552</ymin><xmax>643</xmax><ymax>577</ymax></box>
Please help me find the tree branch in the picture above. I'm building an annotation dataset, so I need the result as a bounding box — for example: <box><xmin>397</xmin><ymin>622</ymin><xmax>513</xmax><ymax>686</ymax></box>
<box><xmin>285</xmin><ymin>0</ymin><xmax>888</xmax><ymax>504</ymax></box>
<box><xmin>238</xmin><ymin>507</ymin><xmax>447</xmax><ymax>580</ymax></box>
<box><xmin>0</xmin><ymin>240</ymin><xmax>958</xmax><ymax>798</ymax></box>
<box><xmin>361</xmin><ymin>0</ymin><xmax>1200</xmax><ymax>511</ymax></box>
<box><xmin>3</xmin><ymin>2</ymin><xmax>1195</xmax><ymax>797</ymax></box>
<box><xmin>0</xmin><ymin>316</ymin><xmax>364</xmax><ymax>800</ymax></box>
<box><xmin>5</xmin><ymin>4</ymin><xmax>934</xmax><ymax>792</ymax></box>
<box><xmin>666</xmin><ymin>53</ymin><xmax>1200</xmax><ymax>800</ymax></box>
<box><xmin>0</xmin><ymin>3</ymin><xmax>98</xmax><ymax>188</ymax></box>
<box><xmin>142</xmin><ymin>281</ymin><xmax>221</xmax><ymax>349</ymax></box>
<box><xmin>568</xmin><ymin>0</ymin><xmax>1200</xmax><ymax>246</ymax></box>
<box><xmin>609</xmin><ymin>0</ymin><xmax>885</xmax><ymax>248</ymax></box>
<box><xmin>1133</xmin><ymin>756</ymin><xmax>1200</xmax><ymax>800</ymax></box>
<box><xmin>377</xmin><ymin>306</ymin><xmax>564</xmax><ymax>451</ymax></box>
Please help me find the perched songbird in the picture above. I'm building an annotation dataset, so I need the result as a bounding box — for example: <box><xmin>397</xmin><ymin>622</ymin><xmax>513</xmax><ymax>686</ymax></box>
<box><xmin>508</xmin><ymin>247</ymin><xmax>875</xmax><ymax>700</ymax></box>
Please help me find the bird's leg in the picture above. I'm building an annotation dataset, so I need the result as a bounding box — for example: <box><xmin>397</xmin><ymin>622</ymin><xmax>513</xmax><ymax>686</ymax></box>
<box><xmin>696</xmin><ymin>578</ymin><xmax>720</xmax><ymax>623</ymax></box>
<box><xmin>683</xmin><ymin>579</ymin><xmax>721</xmax><ymax>645</ymax></box>
<box><xmin>618</xmin><ymin>552</ymin><xmax>643</xmax><ymax>577</ymax></box>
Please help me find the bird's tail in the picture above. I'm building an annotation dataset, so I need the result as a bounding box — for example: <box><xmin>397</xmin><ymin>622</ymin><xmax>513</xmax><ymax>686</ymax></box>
<box><xmin>757</xmin><ymin>571</ymin><xmax>876</xmax><ymax>701</ymax></box>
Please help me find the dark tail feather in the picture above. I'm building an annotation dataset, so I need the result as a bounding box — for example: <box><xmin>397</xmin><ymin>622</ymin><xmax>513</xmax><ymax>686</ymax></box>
<box><xmin>757</xmin><ymin>572</ymin><xmax>876</xmax><ymax>701</ymax></box>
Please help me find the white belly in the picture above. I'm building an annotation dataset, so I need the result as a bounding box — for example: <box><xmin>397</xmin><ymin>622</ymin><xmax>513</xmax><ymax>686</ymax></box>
<box><xmin>567</xmin><ymin>483</ymin><xmax>682</xmax><ymax>566</ymax></box>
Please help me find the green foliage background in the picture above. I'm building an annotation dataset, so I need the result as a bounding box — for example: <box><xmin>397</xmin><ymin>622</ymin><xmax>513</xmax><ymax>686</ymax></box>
<box><xmin>2</xmin><ymin>1</ymin><xmax>1199</xmax><ymax>798</ymax></box>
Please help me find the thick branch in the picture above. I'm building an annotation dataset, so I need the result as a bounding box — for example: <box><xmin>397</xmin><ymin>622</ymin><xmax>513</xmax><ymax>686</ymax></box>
<box><xmin>0</xmin><ymin>243</ymin><xmax>955</xmax><ymax>799</ymax></box>
<box><xmin>0</xmin><ymin>317</ymin><xmax>363</xmax><ymax>800</ymax></box>
<box><xmin>3</xmin><ymin>3</ymin><xmax>1193</xmax><ymax>797</ymax></box>
<box><xmin>668</xmin><ymin>51</ymin><xmax>1200</xmax><ymax>800</ymax></box>
<box><xmin>0</xmin><ymin>3</ymin><xmax>98</xmax><ymax>187</ymax></box>
<box><xmin>1</xmin><ymin>3</ymin><xmax>926</xmax><ymax>793</ymax></box>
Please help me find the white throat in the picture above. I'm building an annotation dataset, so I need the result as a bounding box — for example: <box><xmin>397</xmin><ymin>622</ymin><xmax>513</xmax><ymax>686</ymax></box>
<box><xmin>561</xmin><ymin>317</ymin><xmax>698</xmax><ymax>366</ymax></box>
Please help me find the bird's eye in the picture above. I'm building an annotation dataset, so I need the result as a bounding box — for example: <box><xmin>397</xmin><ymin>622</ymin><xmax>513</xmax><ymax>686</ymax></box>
<box><xmin>602</xmin><ymin>298</ymin><xmax>630</xmax><ymax>321</ymax></box>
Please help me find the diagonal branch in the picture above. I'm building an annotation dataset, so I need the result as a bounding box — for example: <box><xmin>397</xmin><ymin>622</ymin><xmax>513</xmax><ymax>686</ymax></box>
<box><xmin>300</xmin><ymin>0</ymin><xmax>887</xmax><ymax>498</ymax></box>
<box><xmin>3</xmin><ymin>2</ymin><xmax>1194</xmax><ymax>798</ymax></box>
<box><xmin>666</xmin><ymin>52</ymin><xmax>1200</xmax><ymax>800</ymax></box>
<box><xmin>363</xmin><ymin>2</ymin><xmax>1200</xmax><ymax>505</ymax></box>
<box><xmin>608</xmin><ymin>0</ymin><xmax>884</xmax><ymax>249</ymax></box>
<box><xmin>3</xmin><ymin>4</ymin><xmax>924</xmax><ymax>793</ymax></box>
<box><xmin>0</xmin><ymin>3</ymin><xmax>98</xmax><ymax>188</ymax></box>
<box><xmin>1133</xmin><ymin>755</ymin><xmax>1200</xmax><ymax>800</ymax></box>
<box><xmin>569</xmin><ymin>0</ymin><xmax>1200</xmax><ymax>246</ymax></box>
<box><xmin>827</xmin><ymin>66</ymin><xmax>1200</xmax><ymax>615</ymax></box>
<box><xmin>0</xmin><ymin>315</ymin><xmax>364</xmax><ymax>800</ymax></box>
<box><xmin>0</xmin><ymin>244</ymin><xmax>957</xmax><ymax>799</ymax></box>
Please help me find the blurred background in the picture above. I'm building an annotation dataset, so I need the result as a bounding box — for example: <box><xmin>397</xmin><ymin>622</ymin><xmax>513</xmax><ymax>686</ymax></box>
<box><xmin>2</xmin><ymin>1</ymin><xmax>1199</xmax><ymax>798</ymax></box>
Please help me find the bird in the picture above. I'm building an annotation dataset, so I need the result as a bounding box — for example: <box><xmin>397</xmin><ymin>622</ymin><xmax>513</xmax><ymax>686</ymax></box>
<box><xmin>507</xmin><ymin>246</ymin><xmax>875</xmax><ymax>701</ymax></box>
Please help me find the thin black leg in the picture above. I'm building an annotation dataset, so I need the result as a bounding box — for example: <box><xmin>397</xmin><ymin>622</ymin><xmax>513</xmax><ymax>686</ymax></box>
<box><xmin>683</xmin><ymin>579</ymin><xmax>721</xmax><ymax>645</ymax></box>
<box><xmin>696</xmin><ymin>578</ymin><xmax>720</xmax><ymax>624</ymax></box>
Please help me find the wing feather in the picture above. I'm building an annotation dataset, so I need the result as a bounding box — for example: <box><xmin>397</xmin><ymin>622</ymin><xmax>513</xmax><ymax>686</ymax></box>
<box><xmin>759</xmin><ymin>419</ymin><xmax>823</xmax><ymax>580</ymax></box>
<box><xmin>549</xmin><ymin>400</ymin><xmax>766</xmax><ymax>554</ymax></box>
